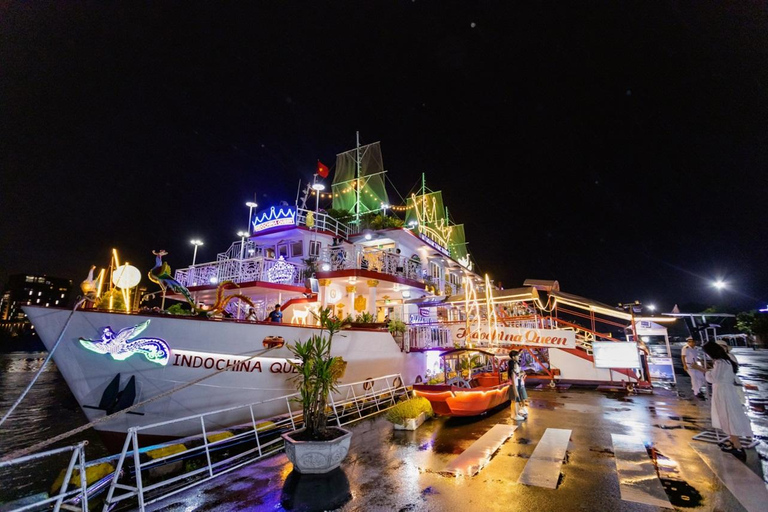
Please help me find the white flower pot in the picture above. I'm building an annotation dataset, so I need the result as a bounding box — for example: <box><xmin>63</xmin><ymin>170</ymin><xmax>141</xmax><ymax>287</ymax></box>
<box><xmin>393</xmin><ymin>411</ymin><xmax>427</xmax><ymax>431</ymax></box>
<box><xmin>282</xmin><ymin>427</ymin><xmax>352</xmax><ymax>474</ymax></box>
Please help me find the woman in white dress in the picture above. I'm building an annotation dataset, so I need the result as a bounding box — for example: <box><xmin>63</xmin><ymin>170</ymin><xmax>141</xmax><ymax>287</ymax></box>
<box><xmin>702</xmin><ymin>342</ymin><xmax>753</xmax><ymax>459</ymax></box>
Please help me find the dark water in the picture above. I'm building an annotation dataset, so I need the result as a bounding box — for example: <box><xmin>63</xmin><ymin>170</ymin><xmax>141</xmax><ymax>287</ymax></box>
<box><xmin>0</xmin><ymin>352</ymin><xmax>109</xmax><ymax>501</ymax></box>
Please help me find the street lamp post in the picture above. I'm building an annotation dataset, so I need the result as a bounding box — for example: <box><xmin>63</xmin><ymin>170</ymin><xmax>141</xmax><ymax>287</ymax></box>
<box><xmin>246</xmin><ymin>201</ymin><xmax>258</xmax><ymax>234</ymax></box>
<box><xmin>237</xmin><ymin>231</ymin><xmax>248</xmax><ymax>261</ymax></box>
<box><xmin>190</xmin><ymin>239</ymin><xmax>204</xmax><ymax>267</ymax></box>
<box><xmin>311</xmin><ymin>175</ymin><xmax>325</xmax><ymax>232</ymax></box>
<box><xmin>190</xmin><ymin>239</ymin><xmax>204</xmax><ymax>286</ymax></box>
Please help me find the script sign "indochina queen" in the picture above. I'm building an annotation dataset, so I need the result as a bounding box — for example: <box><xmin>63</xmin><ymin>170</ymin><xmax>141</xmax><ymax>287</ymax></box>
<box><xmin>450</xmin><ymin>325</ymin><xmax>577</xmax><ymax>349</ymax></box>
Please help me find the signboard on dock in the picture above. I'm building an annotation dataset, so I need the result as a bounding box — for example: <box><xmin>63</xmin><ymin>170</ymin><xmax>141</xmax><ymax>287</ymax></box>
<box><xmin>449</xmin><ymin>325</ymin><xmax>576</xmax><ymax>349</ymax></box>
<box><xmin>592</xmin><ymin>342</ymin><xmax>641</xmax><ymax>369</ymax></box>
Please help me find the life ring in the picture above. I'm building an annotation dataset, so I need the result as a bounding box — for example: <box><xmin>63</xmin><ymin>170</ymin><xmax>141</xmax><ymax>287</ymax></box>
<box><xmin>262</xmin><ymin>336</ymin><xmax>285</xmax><ymax>349</ymax></box>
<box><xmin>363</xmin><ymin>378</ymin><xmax>373</xmax><ymax>391</ymax></box>
<box><xmin>414</xmin><ymin>375</ymin><xmax>423</xmax><ymax>384</ymax></box>
<box><xmin>393</xmin><ymin>376</ymin><xmax>403</xmax><ymax>388</ymax></box>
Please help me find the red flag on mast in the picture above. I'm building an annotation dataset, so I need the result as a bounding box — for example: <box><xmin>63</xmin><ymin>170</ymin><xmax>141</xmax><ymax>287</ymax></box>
<box><xmin>317</xmin><ymin>160</ymin><xmax>329</xmax><ymax>178</ymax></box>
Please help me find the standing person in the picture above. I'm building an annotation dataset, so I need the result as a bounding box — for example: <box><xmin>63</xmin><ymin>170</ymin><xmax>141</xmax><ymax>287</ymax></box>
<box><xmin>681</xmin><ymin>338</ymin><xmax>707</xmax><ymax>399</ymax></box>
<box><xmin>702</xmin><ymin>342</ymin><xmax>753</xmax><ymax>459</ymax></box>
<box><xmin>509</xmin><ymin>352</ymin><xmax>526</xmax><ymax>421</ymax></box>
<box><xmin>267</xmin><ymin>304</ymin><xmax>283</xmax><ymax>323</ymax></box>
<box><xmin>716</xmin><ymin>340</ymin><xmax>746</xmax><ymax>405</ymax></box>
<box><xmin>246</xmin><ymin>308</ymin><xmax>258</xmax><ymax>322</ymax></box>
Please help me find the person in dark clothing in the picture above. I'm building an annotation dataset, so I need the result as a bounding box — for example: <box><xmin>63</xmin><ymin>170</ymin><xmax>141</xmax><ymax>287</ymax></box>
<box><xmin>267</xmin><ymin>304</ymin><xmax>283</xmax><ymax>323</ymax></box>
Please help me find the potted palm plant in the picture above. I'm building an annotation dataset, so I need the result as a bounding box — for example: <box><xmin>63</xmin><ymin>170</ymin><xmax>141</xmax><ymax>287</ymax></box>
<box><xmin>282</xmin><ymin>307</ymin><xmax>351</xmax><ymax>474</ymax></box>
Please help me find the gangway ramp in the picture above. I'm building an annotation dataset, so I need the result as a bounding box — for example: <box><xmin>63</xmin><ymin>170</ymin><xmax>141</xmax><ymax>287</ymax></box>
<box><xmin>442</xmin><ymin>424</ymin><xmax>517</xmax><ymax>477</ymax></box>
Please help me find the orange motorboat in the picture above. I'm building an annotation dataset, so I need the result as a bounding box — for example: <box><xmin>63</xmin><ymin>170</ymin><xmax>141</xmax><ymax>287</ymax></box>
<box><xmin>413</xmin><ymin>348</ymin><xmax>512</xmax><ymax>416</ymax></box>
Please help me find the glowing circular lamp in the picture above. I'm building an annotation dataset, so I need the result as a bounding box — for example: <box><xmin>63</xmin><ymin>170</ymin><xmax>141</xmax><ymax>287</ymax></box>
<box><xmin>112</xmin><ymin>264</ymin><xmax>142</xmax><ymax>289</ymax></box>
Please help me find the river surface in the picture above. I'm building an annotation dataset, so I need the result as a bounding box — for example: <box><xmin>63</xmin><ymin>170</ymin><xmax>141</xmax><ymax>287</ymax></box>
<box><xmin>0</xmin><ymin>352</ymin><xmax>109</xmax><ymax>502</ymax></box>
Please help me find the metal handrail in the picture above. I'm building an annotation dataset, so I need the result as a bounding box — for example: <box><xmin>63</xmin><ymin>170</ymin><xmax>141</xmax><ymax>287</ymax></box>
<box><xmin>103</xmin><ymin>373</ymin><xmax>408</xmax><ymax>511</ymax></box>
<box><xmin>0</xmin><ymin>442</ymin><xmax>88</xmax><ymax>512</ymax></box>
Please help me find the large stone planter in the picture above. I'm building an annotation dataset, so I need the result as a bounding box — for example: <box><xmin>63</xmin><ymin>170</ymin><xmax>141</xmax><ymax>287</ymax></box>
<box><xmin>392</xmin><ymin>411</ymin><xmax>427</xmax><ymax>431</ymax></box>
<box><xmin>282</xmin><ymin>427</ymin><xmax>352</xmax><ymax>474</ymax></box>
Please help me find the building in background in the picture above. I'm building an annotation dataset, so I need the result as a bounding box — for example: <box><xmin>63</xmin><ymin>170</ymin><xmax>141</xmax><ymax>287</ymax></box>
<box><xmin>0</xmin><ymin>274</ymin><xmax>73</xmax><ymax>347</ymax></box>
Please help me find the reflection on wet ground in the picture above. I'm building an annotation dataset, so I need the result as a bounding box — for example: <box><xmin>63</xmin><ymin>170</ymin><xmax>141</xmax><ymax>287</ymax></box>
<box><xmin>3</xmin><ymin>349</ymin><xmax>767</xmax><ymax>511</ymax></box>
<box><xmin>144</xmin><ymin>349</ymin><xmax>768</xmax><ymax>511</ymax></box>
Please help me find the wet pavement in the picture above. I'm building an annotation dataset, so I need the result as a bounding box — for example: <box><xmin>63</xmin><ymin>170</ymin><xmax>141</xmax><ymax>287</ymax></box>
<box><xmin>153</xmin><ymin>348</ymin><xmax>768</xmax><ymax>511</ymax></box>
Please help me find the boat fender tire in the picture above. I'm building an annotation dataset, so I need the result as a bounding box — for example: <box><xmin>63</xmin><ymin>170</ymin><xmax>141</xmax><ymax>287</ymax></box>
<box><xmin>363</xmin><ymin>378</ymin><xmax>373</xmax><ymax>391</ymax></box>
<box><xmin>414</xmin><ymin>375</ymin><xmax>423</xmax><ymax>384</ymax></box>
<box><xmin>393</xmin><ymin>376</ymin><xmax>403</xmax><ymax>388</ymax></box>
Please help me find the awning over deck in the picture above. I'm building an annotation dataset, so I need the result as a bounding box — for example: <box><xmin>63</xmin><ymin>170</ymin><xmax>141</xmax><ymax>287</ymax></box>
<box><xmin>551</xmin><ymin>290</ymin><xmax>675</xmax><ymax>323</ymax></box>
<box><xmin>404</xmin><ymin>286</ymin><xmax>540</xmax><ymax>306</ymax></box>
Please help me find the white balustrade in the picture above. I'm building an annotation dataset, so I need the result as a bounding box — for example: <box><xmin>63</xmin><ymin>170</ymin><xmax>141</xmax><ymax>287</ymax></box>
<box><xmin>405</xmin><ymin>324</ymin><xmax>452</xmax><ymax>351</ymax></box>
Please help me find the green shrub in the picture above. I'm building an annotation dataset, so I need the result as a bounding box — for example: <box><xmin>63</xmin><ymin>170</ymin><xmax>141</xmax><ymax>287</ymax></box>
<box><xmin>354</xmin><ymin>311</ymin><xmax>375</xmax><ymax>323</ymax></box>
<box><xmin>385</xmin><ymin>397</ymin><xmax>434</xmax><ymax>425</ymax></box>
<box><xmin>388</xmin><ymin>319</ymin><xmax>406</xmax><ymax>335</ymax></box>
<box><xmin>166</xmin><ymin>303</ymin><xmax>193</xmax><ymax>316</ymax></box>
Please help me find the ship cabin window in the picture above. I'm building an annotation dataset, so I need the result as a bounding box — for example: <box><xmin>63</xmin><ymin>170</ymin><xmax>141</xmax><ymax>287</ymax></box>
<box><xmin>277</xmin><ymin>243</ymin><xmax>289</xmax><ymax>258</ymax></box>
<box><xmin>429</xmin><ymin>262</ymin><xmax>441</xmax><ymax>279</ymax></box>
<box><xmin>309</xmin><ymin>240</ymin><xmax>321</xmax><ymax>257</ymax></box>
<box><xmin>265</xmin><ymin>247</ymin><xmax>276</xmax><ymax>259</ymax></box>
<box><xmin>291</xmin><ymin>241</ymin><xmax>303</xmax><ymax>258</ymax></box>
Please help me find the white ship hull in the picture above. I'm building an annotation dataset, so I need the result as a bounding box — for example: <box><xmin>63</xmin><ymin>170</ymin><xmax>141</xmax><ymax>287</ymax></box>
<box><xmin>24</xmin><ymin>306</ymin><xmax>426</xmax><ymax>444</ymax></box>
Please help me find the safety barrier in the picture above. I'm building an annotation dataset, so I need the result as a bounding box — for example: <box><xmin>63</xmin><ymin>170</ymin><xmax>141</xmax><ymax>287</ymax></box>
<box><xmin>0</xmin><ymin>442</ymin><xmax>88</xmax><ymax>512</ymax></box>
<box><xmin>103</xmin><ymin>374</ymin><xmax>408</xmax><ymax>511</ymax></box>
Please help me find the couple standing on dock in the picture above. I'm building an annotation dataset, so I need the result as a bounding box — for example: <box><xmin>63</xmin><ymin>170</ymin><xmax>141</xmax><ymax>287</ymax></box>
<box><xmin>508</xmin><ymin>351</ymin><xmax>528</xmax><ymax>421</ymax></box>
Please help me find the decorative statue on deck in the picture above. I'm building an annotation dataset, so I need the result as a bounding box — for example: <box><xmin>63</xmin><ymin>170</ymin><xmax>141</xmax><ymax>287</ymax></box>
<box><xmin>148</xmin><ymin>250</ymin><xmax>196</xmax><ymax>306</ymax></box>
<box><xmin>148</xmin><ymin>250</ymin><xmax>256</xmax><ymax>318</ymax></box>
<box><xmin>80</xmin><ymin>265</ymin><xmax>98</xmax><ymax>302</ymax></box>
<box><xmin>205</xmin><ymin>280</ymin><xmax>257</xmax><ymax>317</ymax></box>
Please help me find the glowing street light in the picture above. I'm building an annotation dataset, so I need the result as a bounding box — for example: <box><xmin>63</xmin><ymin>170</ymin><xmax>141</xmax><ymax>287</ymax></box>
<box><xmin>647</xmin><ymin>304</ymin><xmax>656</xmax><ymax>312</ymax></box>
<box><xmin>190</xmin><ymin>239</ymin><xmax>204</xmax><ymax>266</ymax></box>
<box><xmin>713</xmin><ymin>280</ymin><xmax>727</xmax><ymax>290</ymax></box>
<box><xmin>311</xmin><ymin>180</ymin><xmax>325</xmax><ymax>230</ymax></box>
<box><xmin>237</xmin><ymin>231</ymin><xmax>249</xmax><ymax>260</ymax></box>
<box><xmin>246</xmin><ymin>201</ymin><xmax>258</xmax><ymax>234</ymax></box>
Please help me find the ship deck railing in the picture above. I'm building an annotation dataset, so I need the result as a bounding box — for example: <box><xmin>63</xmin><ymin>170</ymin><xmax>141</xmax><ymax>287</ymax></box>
<box><xmin>0</xmin><ymin>441</ymin><xmax>89</xmax><ymax>512</ymax></box>
<box><xmin>174</xmin><ymin>254</ymin><xmax>309</xmax><ymax>288</ymax></box>
<box><xmin>320</xmin><ymin>245</ymin><xmax>430</xmax><ymax>282</ymax></box>
<box><xmin>295</xmin><ymin>208</ymin><xmax>354</xmax><ymax>238</ymax></box>
<box><xmin>101</xmin><ymin>373</ymin><xmax>408</xmax><ymax>511</ymax></box>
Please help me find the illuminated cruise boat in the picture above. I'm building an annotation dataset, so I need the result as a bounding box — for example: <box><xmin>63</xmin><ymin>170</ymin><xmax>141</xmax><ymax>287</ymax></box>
<box><xmin>23</xmin><ymin>137</ymin><xmax>677</xmax><ymax>445</ymax></box>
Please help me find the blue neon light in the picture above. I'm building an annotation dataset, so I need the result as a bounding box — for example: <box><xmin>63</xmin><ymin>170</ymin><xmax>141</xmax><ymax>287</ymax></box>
<box><xmin>251</xmin><ymin>206</ymin><xmax>297</xmax><ymax>233</ymax></box>
<box><xmin>79</xmin><ymin>320</ymin><xmax>170</xmax><ymax>366</ymax></box>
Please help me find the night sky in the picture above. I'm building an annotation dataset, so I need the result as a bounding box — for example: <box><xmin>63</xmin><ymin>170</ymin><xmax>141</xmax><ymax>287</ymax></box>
<box><xmin>2</xmin><ymin>2</ymin><xmax>766</xmax><ymax>312</ymax></box>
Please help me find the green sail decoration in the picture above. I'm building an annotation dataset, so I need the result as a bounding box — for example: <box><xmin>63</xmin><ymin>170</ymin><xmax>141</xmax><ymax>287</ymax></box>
<box><xmin>331</xmin><ymin>142</ymin><xmax>389</xmax><ymax>217</ymax></box>
<box><xmin>449</xmin><ymin>224</ymin><xmax>468</xmax><ymax>261</ymax></box>
<box><xmin>406</xmin><ymin>190</ymin><xmax>473</xmax><ymax>270</ymax></box>
<box><xmin>405</xmin><ymin>191</ymin><xmax>451</xmax><ymax>252</ymax></box>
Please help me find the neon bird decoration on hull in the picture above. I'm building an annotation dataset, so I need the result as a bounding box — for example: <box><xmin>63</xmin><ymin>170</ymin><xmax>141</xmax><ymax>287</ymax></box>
<box><xmin>79</xmin><ymin>320</ymin><xmax>171</xmax><ymax>366</ymax></box>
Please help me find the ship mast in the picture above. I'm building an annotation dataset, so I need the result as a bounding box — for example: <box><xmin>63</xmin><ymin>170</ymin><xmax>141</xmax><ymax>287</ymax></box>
<box><xmin>355</xmin><ymin>131</ymin><xmax>361</xmax><ymax>224</ymax></box>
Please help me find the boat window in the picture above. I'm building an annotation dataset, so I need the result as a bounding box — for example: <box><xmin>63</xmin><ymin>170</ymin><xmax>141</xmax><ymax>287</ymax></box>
<box><xmin>309</xmin><ymin>240</ymin><xmax>321</xmax><ymax>257</ymax></box>
<box><xmin>291</xmin><ymin>241</ymin><xmax>303</xmax><ymax>258</ymax></box>
<box><xmin>429</xmin><ymin>262</ymin><xmax>441</xmax><ymax>279</ymax></box>
<box><xmin>265</xmin><ymin>247</ymin><xmax>276</xmax><ymax>259</ymax></box>
<box><xmin>277</xmin><ymin>243</ymin><xmax>289</xmax><ymax>258</ymax></box>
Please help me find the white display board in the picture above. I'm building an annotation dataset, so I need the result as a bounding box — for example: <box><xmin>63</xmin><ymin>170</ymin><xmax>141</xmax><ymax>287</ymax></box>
<box><xmin>592</xmin><ymin>342</ymin><xmax>641</xmax><ymax>369</ymax></box>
